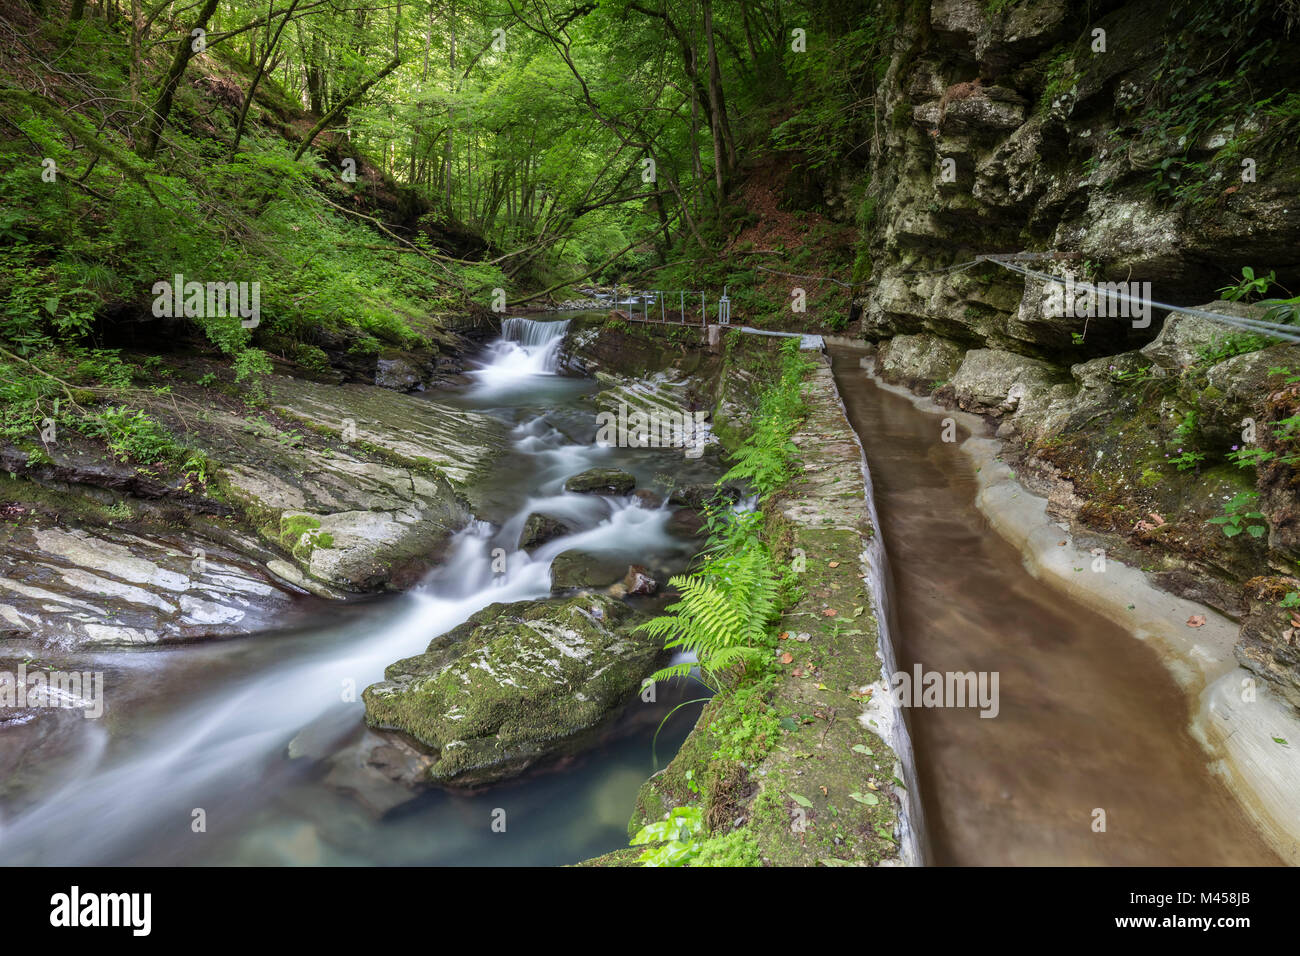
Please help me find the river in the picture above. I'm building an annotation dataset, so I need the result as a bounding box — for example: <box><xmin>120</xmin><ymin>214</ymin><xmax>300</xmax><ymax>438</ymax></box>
<box><xmin>0</xmin><ymin>317</ymin><xmax>711</xmax><ymax>866</ymax></box>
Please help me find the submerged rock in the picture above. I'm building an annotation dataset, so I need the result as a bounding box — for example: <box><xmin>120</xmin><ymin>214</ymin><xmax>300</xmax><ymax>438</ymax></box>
<box><xmin>361</xmin><ymin>595</ymin><xmax>659</xmax><ymax>787</ymax></box>
<box><xmin>564</xmin><ymin>468</ymin><xmax>636</xmax><ymax>495</ymax></box>
<box><xmin>550</xmin><ymin>550</ymin><xmax>623</xmax><ymax>591</ymax></box>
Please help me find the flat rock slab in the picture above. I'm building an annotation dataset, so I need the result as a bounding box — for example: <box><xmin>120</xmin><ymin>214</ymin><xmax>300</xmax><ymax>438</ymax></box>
<box><xmin>267</xmin><ymin>378</ymin><xmax>506</xmax><ymax>490</ymax></box>
<box><xmin>0</xmin><ymin>516</ymin><xmax>302</xmax><ymax>648</ymax></box>
<box><xmin>362</xmin><ymin>594</ymin><xmax>658</xmax><ymax>787</ymax></box>
<box><xmin>181</xmin><ymin>406</ymin><xmax>470</xmax><ymax>592</ymax></box>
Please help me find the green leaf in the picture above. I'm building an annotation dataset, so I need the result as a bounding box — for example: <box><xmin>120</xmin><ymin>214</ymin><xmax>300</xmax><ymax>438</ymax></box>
<box><xmin>851</xmin><ymin>743</ymin><xmax>873</xmax><ymax>755</ymax></box>
<box><xmin>789</xmin><ymin>793</ymin><xmax>813</xmax><ymax>808</ymax></box>
<box><xmin>849</xmin><ymin>791</ymin><xmax>879</xmax><ymax>805</ymax></box>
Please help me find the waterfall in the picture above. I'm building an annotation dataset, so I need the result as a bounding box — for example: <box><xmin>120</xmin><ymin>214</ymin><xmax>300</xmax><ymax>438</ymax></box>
<box><xmin>466</xmin><ymin>318</ymin><xmax>571</xmax><ymax>393</ymax></box>
<box><xmin>500</xmin><ymin>317</ymin><xmax>570</xmax><ymax>373</ymax></box>
<box><xmin>502</xmin><ymin>317</ymin><xmax>569</xmax><ymax>353</ymax></box>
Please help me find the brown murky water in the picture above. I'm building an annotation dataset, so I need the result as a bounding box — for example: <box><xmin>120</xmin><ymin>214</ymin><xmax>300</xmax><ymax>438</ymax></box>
<box><xmin>829</xmin><ymin>348</ymin><xmax>1280</xmax><ymax>866</ymax></box>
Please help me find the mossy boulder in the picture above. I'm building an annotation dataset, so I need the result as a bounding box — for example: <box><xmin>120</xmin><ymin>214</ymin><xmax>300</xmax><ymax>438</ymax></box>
<box><xmin>361</xmin><ymin>595</ymin><xmax>661</xmax><ymax>787</ymax></box>
<box><xmin>564</xmin><ymin>468</ymin><xmax>636</xmax><ymax>495</ymax></box>
<box><xmin>1140</xmin><ymin>303</ymin><xmax>1267</xmax><ymax>371</ymax></box>
<box><xmin>519</xmin><ymin>512</ymin><xmax>571</xmax><ymax>552</ymax></box>
<box><xmin>550</xmin><ymin>550</ymin><xmax>624</xmax><ymax>591</ymax></box>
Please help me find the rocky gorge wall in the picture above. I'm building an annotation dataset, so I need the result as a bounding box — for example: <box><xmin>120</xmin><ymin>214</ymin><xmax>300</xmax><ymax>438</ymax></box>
<box><xmin>850</xmin><ymin>0</ymin><xmax>1300</xmax><ymax>712</ymax></box>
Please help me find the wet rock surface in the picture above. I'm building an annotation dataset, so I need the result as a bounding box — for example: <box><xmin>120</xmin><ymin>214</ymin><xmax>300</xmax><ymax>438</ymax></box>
<box><xmin>360</xmin><ymin>595</ymin><xmax>660</xmax><ymax>787</ymax></box>
<box><xmin>519</xmin><ymin>512</ymin><xmax>571</xmax><ymax>552</ymax></box>
<box><xmin>563</xmin><ymin>468</ymin><xmax>636</xmax><ymax>495</ymax></box>
<box><xmin>0</xmin><ymin>511</ymin><xmax>305</xmax><ymax>648</ymax></box>
<box><xmin>550</xmin><ymin>550</ymin><xmax>624</xmax><ymax>591</ymax></box>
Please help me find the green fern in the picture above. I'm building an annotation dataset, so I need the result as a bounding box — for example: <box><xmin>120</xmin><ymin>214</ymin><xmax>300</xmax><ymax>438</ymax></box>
<box><xmin>721</xmin><ymin>339</ymin><xmax>814</xmax><ymax>499</ymax></box>
<box><xmin>639</xmin><ymin>536</ymin><xmax>780</xmax><ymax>685</ymax></box>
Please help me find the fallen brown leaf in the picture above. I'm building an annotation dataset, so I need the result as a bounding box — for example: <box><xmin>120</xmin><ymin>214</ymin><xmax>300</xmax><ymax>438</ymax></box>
<box><xmin>779</xmin><ymin>651</ymin><xmax>794</xmax><ymax>664</ymax></box>
<box><xmin>1186</xmin><ymin>614</ymin><xmax>1206</xmax><ymax>628</ymax></box>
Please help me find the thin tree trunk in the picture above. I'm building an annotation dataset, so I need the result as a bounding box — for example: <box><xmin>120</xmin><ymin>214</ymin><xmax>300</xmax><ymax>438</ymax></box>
<box><xmin>230</xmin><ymin>0</ymin><xmax>301</xmax><ymax>157</ymax></box>
<box><xmin>293</xmin><ymin>55</ymin><xmax>400</xmax><ymax>160</ymax></box>
<box><xmin>702</xmin><ymin>0</ymin><xmax>736</xmax><ymax>195</ymax></box>
<box><xmin>139</xmin><ymin>0</ymin><xmax>220</xmax><ymax>158</ymax></box>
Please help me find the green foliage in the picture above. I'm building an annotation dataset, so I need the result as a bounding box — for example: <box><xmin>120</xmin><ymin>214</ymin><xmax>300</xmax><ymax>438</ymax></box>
<box><xmin>639</xmin><ymin>342</ymin><xmax>814</xmax><ymax>687</ymax></box>
<box><xmin>82</xmin><ymin>406</ymin><xmax>182</xmax><ymax>468</ymax></box>
<box><xmin>1038</xmin><ymin>47</ymin><xmax>1082</xmax><ymax>113</ymax></box>
<box><xmin>705</xmin><ymin>675</ymin><xmax>783</xmax><ymax>764</ymax></box>
<box><xmin>630</xmin><ymin>806</ymin><xmax>705</xmax><ymax>867</ymax></box>
<box><xmin>232</xmin><ymin>348</ymin><xmax>274</xmax><ymax>403</ymax></box>
<box><xmin>1208</xmin><ymin>491</ymin><xmax>1267</xmax><ymax>539</ymax></box>
<box><xmin>638</xmin><ymin>511</ymin><xmax>781</xmax><ymax>686</ymax></box>
<box><xmin>1127</xmin><ymin>0</ymin><xmax>1297</xmax><ymax>207</ymax></box>
<box><xmin>1195</xmin><ymin>334</ymin><xmax>1268</xmax><ymax>367</ymax></box>
<box><xmin>1168</xmin><ymin>449</ymin><xmax>1205</xmax><ymax>471</ymax></box>
<box><xmin>691</xmin><ymin>828</ymin><xmax>761</xmax><ymax>867</ymax></box>
<box><xmin>1219</xmin><ymin>266</ymin><xmax>1276</xmax><ymax>302</ymax></box>
<box><xmin>1226</xmin><ymin>445</ymin><xmax>1279</xmax><ymax>469</ymax></box>
<box><xmin>721</xmin><ymin>340</ymin><xmax>816</xmax><ymax>497</ymax></box>
<box><xmin>770</xmin><ymin>16</ymin><xmax>884</xmax><ymax>174</ymax></box>
<box><xmin>1259</xmin><ymin>295</ymin><xmax>1300</xmax><ymax>326</ymax></box>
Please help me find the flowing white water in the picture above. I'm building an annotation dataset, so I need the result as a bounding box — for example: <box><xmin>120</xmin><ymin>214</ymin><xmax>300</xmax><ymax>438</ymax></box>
<box><xmin>0</xmin><ymin>319</ymin><xmax>698</xmax><ymax>866</ymax></box>
<box><xmin>467</xmin><ymin>318</ymin><xmax>571</xmax><ymax>392</ymax></box>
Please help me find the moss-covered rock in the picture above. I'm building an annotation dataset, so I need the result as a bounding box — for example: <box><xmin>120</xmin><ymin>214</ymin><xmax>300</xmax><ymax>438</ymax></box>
<box><xmin>361</xmin><ymin>595</ymin><xmax>661</xmax><ymax>787</ymax></box>
<box><xmin>563</xmin><ymin>468</ymin><xmax>636</xmax><ymax>495</ymax></box>
<box><xmin>550</xmin><ymin>550</ymin><xmax>626</xmax><ymax>591</ymax></box>
<box><xmin>519</xmin><ymin>512</ymin><xmax>571</xmax><ymax>552</ymax></box>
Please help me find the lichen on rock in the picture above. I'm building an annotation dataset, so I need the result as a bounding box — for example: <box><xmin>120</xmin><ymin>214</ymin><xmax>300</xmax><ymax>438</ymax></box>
<box><xmin>361</xmin><ymin>594</ymin><xmax>661</xmax><ymax>787</ymax></box>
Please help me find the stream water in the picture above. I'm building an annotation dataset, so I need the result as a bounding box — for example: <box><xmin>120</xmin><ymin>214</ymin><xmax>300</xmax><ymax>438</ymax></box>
<box><xmin>0</xmin><ymin>317</ymin><xmax>712</xmax><ymax>866</ymax></box>
<box><xmin>4</xmin><ymin>327</ymin><xmax>1276</xmax><ymax>867</ymax></box>
<box><xmin>829</xmin><ymin>347</ymin><xmax>1280</xmax><ymax>866</ymax></box>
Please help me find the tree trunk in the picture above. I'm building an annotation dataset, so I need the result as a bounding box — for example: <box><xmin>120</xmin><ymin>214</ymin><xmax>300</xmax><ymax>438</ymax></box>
<box><xmin>230</xmin><ymin>0</ymin><xmax>301</xmax><ymax>157</ymax></box>
<box><xmin>702</xmin><ymin>0</ymin><xmax>736</xmax><ymax>196</ymax></box>
<box><xmin>139</xmin><ymin>0</ymin><xmax>220</xmax><ymax>159</ymax></box>
<box><xmin>293</xmin><ymin>55</ymin><xmax>401</xmax><ymax>161</ymax></box>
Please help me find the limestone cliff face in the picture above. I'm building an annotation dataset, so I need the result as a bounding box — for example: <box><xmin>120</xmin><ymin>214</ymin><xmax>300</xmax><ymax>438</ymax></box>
<box><xmin>852</xmin><ymin>0</ymin><xmax>1300</xmax><ymax>707</ymax></box>
<box><xmin>862</xmin><ymin>0</ymin><xmax>1299</xmax><ymax>347</ymax></box>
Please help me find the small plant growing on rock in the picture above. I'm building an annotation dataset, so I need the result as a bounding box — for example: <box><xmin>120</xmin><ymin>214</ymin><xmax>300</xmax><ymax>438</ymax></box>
<box><xmin>1208</xmin><ymin>491</ymin><xmax>1267</xmax><ymax>539</ymax></box>
<box><xmin>1218</xmin><ymin>266</ymin><xmax>1276</xmax><ymax>302</ymax></box>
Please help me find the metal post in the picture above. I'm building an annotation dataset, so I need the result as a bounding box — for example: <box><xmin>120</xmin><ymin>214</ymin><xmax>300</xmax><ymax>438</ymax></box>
<box><xmin>719</xmin><ymin>285</ymin><xmax>731</xmax><ymax>326</ymax></box>
<box><xmin>660</xmin><ymin>292</ymin><xmax>665</xmax><ymax>324</ymax></box>
<box><xmin>700</xmin><ymin>291</ymin><xmax>705</xmax><ymax>327</ymax></box>
<box><xmin>679</xmin><ymin>291</ymin><xmax>684</xmax><ymax>324</ymax></box>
